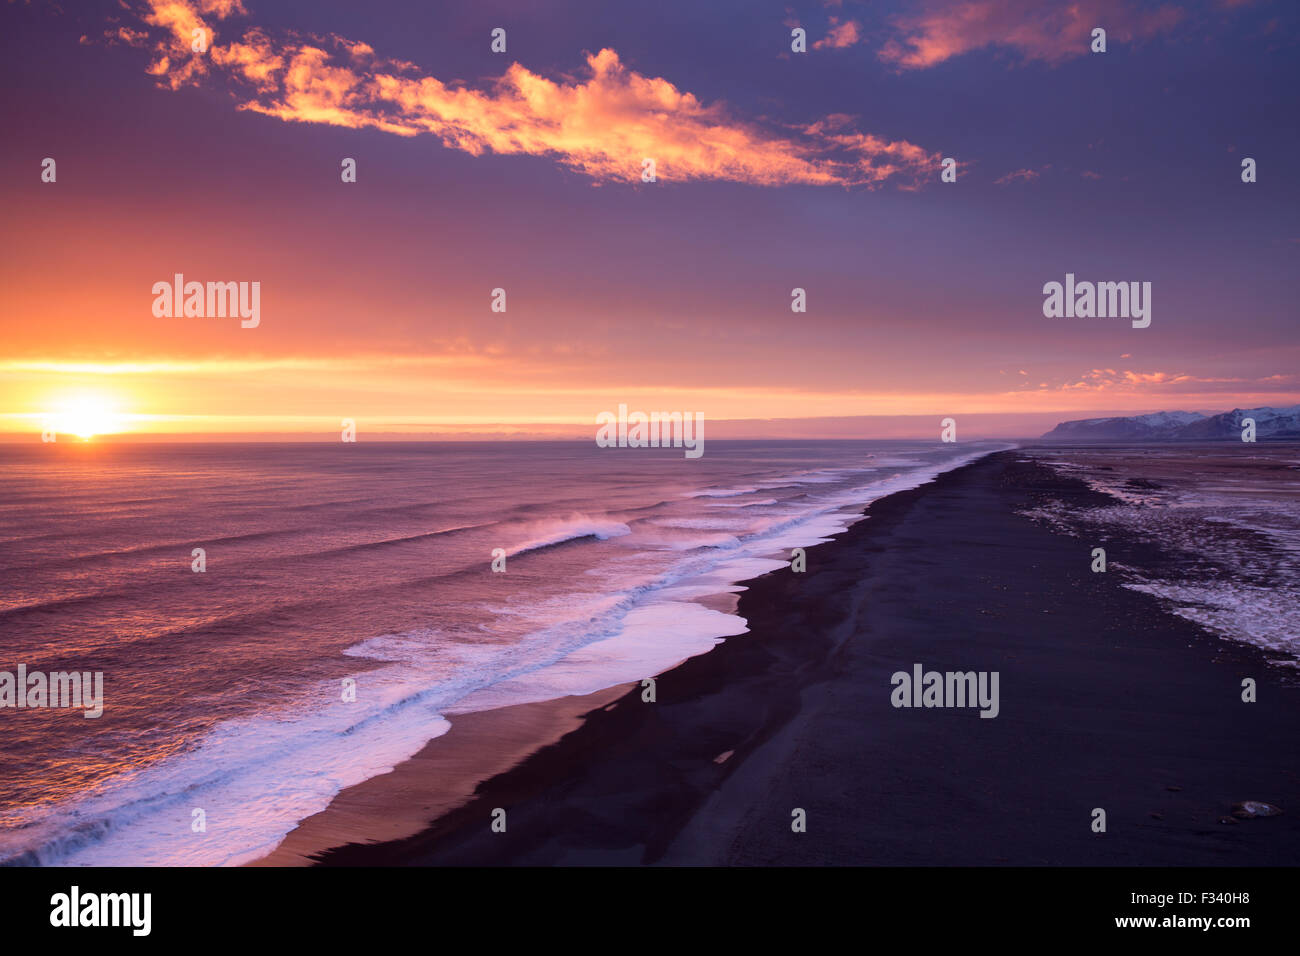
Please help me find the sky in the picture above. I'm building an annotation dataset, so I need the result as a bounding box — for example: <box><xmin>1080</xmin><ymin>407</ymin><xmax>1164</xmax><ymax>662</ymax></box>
<box><xmin>1</xmin><ymin>0</ymin><xmax>1297</xmax><ymax>440</ymax></box>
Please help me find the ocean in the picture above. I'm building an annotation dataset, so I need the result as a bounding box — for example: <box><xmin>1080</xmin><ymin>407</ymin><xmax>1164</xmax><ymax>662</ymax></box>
<box><xmin>0</xmin><ymin>439</ymin><xmax>1005</xmax><ymax>865</ymax></box>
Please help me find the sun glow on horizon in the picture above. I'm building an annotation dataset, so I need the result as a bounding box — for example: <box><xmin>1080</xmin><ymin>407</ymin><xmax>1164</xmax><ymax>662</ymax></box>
<box><xmin>48</xmin><ymin>394</ymin><xmax>129</xmax><ymax>440</ymax></box>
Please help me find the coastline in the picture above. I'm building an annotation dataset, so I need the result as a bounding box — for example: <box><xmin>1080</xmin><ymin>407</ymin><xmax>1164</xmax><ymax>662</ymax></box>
<box><xmin>262</xmin><ymin>450</ymin><xmax>1299</xmax><ymax>865</ymax></box>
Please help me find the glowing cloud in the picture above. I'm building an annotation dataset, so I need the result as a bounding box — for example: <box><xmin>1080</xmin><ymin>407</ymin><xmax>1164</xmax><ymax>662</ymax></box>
<box><xmin>813</xmin><ymin>18</ymin><xmax>863</xmax><ymax>50</ymax></box>
<box><xmin>994</xmin><ymin>168</ymin><xmax>1040</xmax><ymax>185</ymax></box>
<box><xmin>879</xmin><ymin>0</ymin><xmax>1184</xmax><ymax>70</ymax></box>
<box><xmin>119</xmin><ymin>1</ymin><xmax>938</xmax><ymax>188</ymax></box>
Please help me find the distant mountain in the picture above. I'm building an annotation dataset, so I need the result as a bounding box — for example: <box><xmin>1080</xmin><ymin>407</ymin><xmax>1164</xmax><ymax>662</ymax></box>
<box><xmin>1176</xmin><ymin>405</ymin><xmax>1300</xmax><ymax>440</ymax></box>
<box><xmin>1041</xmin><ymin>405</ymin><xmax>1300</xmax><ymax>441</ymax></box>
<box><xmin>1040</xmin><ymin>410</ymin><xmax>1205</xmax><ymax>441</ymax></box>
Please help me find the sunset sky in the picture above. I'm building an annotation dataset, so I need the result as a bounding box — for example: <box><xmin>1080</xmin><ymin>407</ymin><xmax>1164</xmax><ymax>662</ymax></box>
<box><xmin>2</xmin><ymin>0</ymin><xmax>1297</xmax><ymax>439</ymax></box>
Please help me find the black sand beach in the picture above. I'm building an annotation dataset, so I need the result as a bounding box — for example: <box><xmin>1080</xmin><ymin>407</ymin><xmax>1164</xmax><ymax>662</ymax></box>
<box><xmin>299</xmin><ymin>450</ymin><xmax>1299</xmax><ymax>866</ymax></box>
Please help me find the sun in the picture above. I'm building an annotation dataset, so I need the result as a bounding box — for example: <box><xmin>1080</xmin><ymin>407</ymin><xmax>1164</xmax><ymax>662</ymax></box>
<box><xmin>50</xmin><ymin>395</ymin><xmax>127</xmax><ymax>441</ymax></box>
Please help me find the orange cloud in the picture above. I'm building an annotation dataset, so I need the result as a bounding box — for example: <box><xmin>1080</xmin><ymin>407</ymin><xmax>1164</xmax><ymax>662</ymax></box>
<box><xmin>125</xmin><ymin>1</ymin><xmax>937</xmax><ymax>187</ymax></box>
<box><xmin>879</xmin><ymin>0</ymin><xmax>1184</xmax><ymax>70</ymax></box>
<box><xmin>813</xmin><ymin>18</ymin><xmax>863</xmax><ymax>50</ymax></box>
<box><xmin>139</xmin><ymin>0</ymin><xmax>247</xmax><ymax>89</ymax></box>
<box><xmin>994</xmin><ymin>167</ymin><xmax>1039</xmax><ymax>185</ymax></box>
<box><xmin>1072</xmin><ymin>369</ymin><xmax>1194</xmax><ymax>389</ymax></box>
<box><xmin>1047</xmin><ymin>369</ymin><xmax>1288</xmax><ymax>393</ymax></box>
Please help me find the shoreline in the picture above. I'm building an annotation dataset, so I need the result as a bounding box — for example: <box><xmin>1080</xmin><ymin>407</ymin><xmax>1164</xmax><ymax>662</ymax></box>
<box><xmin>253</xmin><ymin>447</ymin><xmax>1008</xmax><ymax>865</ymax></box>
<box><xmin>269</xmin><ymin>450</ymin><xmax>1298</xmax><ymax>865</ymax></box>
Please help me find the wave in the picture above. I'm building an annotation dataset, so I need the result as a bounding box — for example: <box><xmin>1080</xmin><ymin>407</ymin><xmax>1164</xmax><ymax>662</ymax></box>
<box><xmin>291</xmin><ymin>522</ymin><xmax>493</xmax><ymax>559</ymax></box>
<box><xmin>505</xmin><ymin>517</ymin><xmax>632</xmax><ymax>555</ymax></box>
<box><xmin>681</xmin><ymin>486</ymin><xmax>759</xmax><ymax>498</ymax></box>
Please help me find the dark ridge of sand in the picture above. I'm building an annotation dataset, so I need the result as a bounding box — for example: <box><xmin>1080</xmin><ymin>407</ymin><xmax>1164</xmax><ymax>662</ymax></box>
<box><xmin>310</xmin><ymin>451</ymin><xmax>1299</xmax><ymax>866</ymax></box>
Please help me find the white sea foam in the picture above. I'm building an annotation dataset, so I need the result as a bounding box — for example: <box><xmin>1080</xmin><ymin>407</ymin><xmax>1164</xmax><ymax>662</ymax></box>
<box><xmin>1025</xmin><ymin>446</ymin><xmax>1300</xmax><ymax>662</ymax></box>
<box><xmin>1123</xmin><ymin>580</ymin><xmax>1300</xmax><ymax>660</ymax></box>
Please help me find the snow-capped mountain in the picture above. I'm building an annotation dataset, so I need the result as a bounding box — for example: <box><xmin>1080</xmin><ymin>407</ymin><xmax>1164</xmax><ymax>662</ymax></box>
<box><xmin>1041</xmin><ymin>405</ymin><xmax>1300</xmax><ymax>440</ymax></box>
